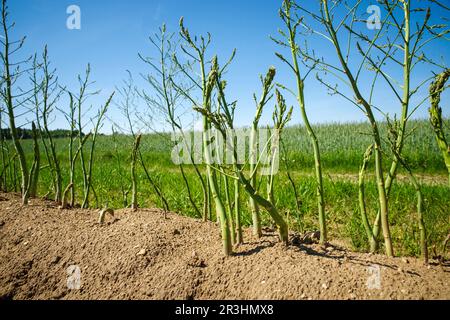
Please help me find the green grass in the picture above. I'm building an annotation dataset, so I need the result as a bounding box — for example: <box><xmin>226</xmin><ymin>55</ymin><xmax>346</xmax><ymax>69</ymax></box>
<box><xmin>2</xmin><ymin>119</ymin><xmax>449</xmax><ymax>257</ymax></box>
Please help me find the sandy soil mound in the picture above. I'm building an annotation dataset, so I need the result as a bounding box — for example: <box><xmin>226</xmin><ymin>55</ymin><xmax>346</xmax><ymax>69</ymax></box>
<box><xmin>0</xmin><ymin>193</ymin><xmax>448</xmax><ymax>300</ymax></box>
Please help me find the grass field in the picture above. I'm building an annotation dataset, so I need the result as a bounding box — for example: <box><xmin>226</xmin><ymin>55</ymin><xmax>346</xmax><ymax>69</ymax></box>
<box><xmin>4</xmin><ymin>119</ymin><xmax>449</xmax><ymax>257</ymax></box>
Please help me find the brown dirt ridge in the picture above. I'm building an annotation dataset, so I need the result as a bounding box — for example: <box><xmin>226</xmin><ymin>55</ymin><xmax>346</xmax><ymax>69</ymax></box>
<box><xmin>0</xmin><ymin>193</ymin><xmax>448</xmax><ymax>300</ymax></box>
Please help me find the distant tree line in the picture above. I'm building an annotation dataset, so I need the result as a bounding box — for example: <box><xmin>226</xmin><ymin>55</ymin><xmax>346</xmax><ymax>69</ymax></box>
<box><xmin>0</xmin><ymin>128</ymin><xmax>84</xmax><ymax>140</ymax></box>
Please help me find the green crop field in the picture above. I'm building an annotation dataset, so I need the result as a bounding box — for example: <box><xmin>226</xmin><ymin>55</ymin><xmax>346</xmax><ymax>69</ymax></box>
<box><xmin>2</xmin><ymin>119</ymin><xmax>446</xmax><ymax>258</ymax></box>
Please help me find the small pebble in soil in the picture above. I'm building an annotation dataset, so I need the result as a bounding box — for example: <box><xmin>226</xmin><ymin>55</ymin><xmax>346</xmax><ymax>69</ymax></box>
<box><xmin>51</xmin><ymin>256</ymin><xmax>61</xmax><ymax>264</ymax></box>
<box><xmin>136</xmin><ymin>249</ymin><xmax>146</xmax><ymax>256</ymax></box>
<box><xmin>187</xmin><ymin>256</ymin><xmax>206</xmax><ymax>268</ymax></box>
<box><xmin>51</xmin><ymin>291</ymin><xmax>65</xmax><ymax>300</ymax></box>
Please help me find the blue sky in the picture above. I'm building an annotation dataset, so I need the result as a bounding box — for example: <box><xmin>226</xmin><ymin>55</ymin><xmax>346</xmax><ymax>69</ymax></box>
<box><xmin>6</xmin><ymin>0</ymin><xmax>450</xmax><ymax>132</ymax></box>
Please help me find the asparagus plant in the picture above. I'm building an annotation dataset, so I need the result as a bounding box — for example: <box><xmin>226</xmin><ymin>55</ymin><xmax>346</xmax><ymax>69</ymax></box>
<box><xmin>215</xmin><ymin>91</ymin><xmax>240</xmax><ymax>244</ymax></box>
<box><xmin>75</xmin><ymin>65</ymin><xmax>99</xmax><ymax>208</ymax></box>
<box><xmin>281</xmin><ymin>140</ymin><xmax>302</xmax><ymax>229</ymax></box>
<box><xmin>81</xmin><ymin>92</ymin><xmax>114</xmax><ymax>208</ymax></box>
<box><xmin>429</xmin><ymin>69</ymin><xmax>450</xmax><ymax>186</ymax></box>
<box><xmin>267</xmin><ymin>90</ymin><xmax>293</xmax><ymax>206</ymax></box>
<box><xmin>28</xmin><ymin>122</ymin><xmax>40</xmax><ymax>198</ymax></box>
<box><xmin>31</xmin><ymin>54</ymin><xmax>54</xmax><ymax>198</ymax></box>
<box><xmin>131</xmin><ymin>134</ymin><xmax>142</xmax><ymax>211</ymax></box>
<box><xmin>0</xmin><ymin>0</ymin><xmax>30</xmax><ymax>204</ymax></box>
<box><xmin>387</xmin><ymin>118</ymin><xmax>428</xmax><ymax>263</ymax></box>
<box><xmin>57</xmin><ymin>90</ymin><xmax>92</xmax><ymax>208</ymax></box>
<box><xmin>111</xmin><ymin>126</ymin><xmax>131</xmax><ymax>208</ymax></box>
<box><xmin>0</xmin><ymin>108</ymin><xmax>7</xmax><ymax>191</ymax></box>
<box><xmin>176</xmin><ymin>18</ymin><xmax>234</xmax><ymax>254</ymax></box>
<box><xmin>358</xmin><ymin>144</ymin><xmax>378</xmax><ymax>252</ymax></box>
<box><xmin>248</xmin><ymin>67</ymin><xmax>277</xmax><ymax>238</ymax></box>
<box><xmin>139</xmin><ymin>25</ymin><xmax>203</xmax><ymax>217</ymax></box>
<box><xmin>32</xmin><ymin>47</ymin><xmax>64</xmax><ymax>203</ymax></box>
<box><xmin>291</xmin><ymin>0</ymin><xmax>448</xmax><ymax>256</ymax></box>
<box><xmin>274</xmin><ymin>0</ymin><xmax>327</xmax><ymax>244</ymax></box>
<box><xmin>194</xmin><ymin>58</ymin><xmax>289</xmax><ymax>244</ymax></box>
<box><xmin>66</xmin><ymin>93</ymin><xmax>79</xmax><ymax>207</ymax></box>
<box><xmin>234</xmin><ymin>172</ymin><xmax>243</xmax><ymax>244</ymax></box>
<box><xmin>115</xmin><ymin>72</ymin><xmax>170</xmax><ymax>213</ymax></box>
